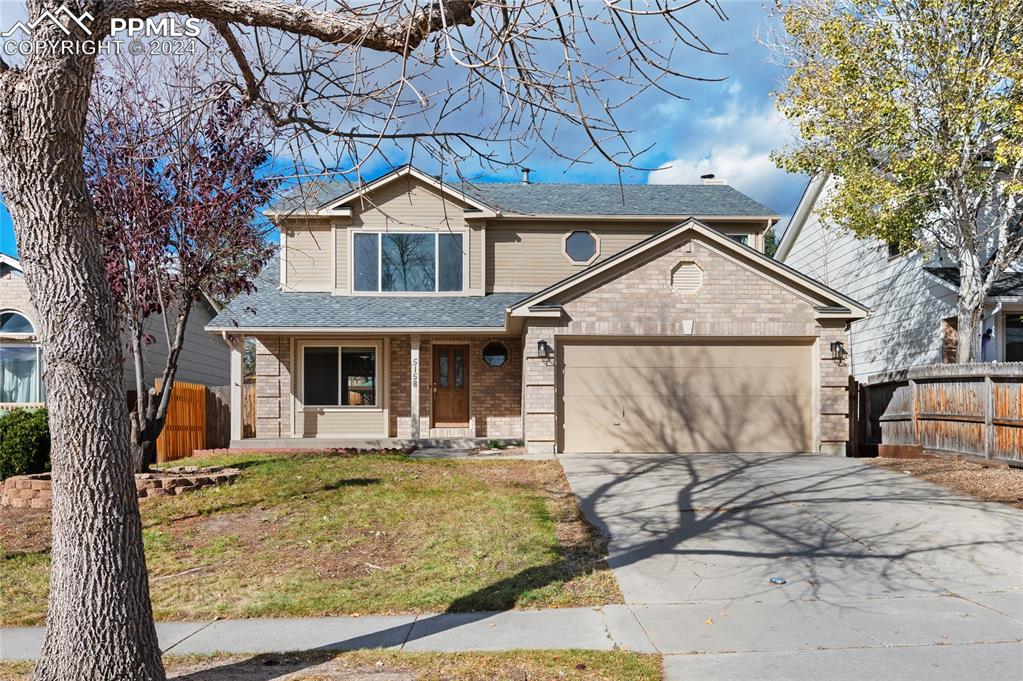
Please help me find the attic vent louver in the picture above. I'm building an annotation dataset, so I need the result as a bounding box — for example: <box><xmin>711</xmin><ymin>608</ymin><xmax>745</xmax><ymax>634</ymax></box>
<box><xmin>671</xmin><ymin>262</ymin><xmax>703</xmax><ymax>295</ymax></box>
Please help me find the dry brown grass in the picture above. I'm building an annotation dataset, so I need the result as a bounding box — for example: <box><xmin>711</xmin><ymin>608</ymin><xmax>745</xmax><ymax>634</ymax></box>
<box><xmin>869</xmin><ymin>456</ymin><xmax>1023</xmax><ymax>508</ymax></box>
<box><xmin>1</xmin><ymin>454</ymin><xmax>621</xmax><ymax>626</ymax></box>
<box><xmin>0</xmin><ymin>650</ymin><xmax>662</xmax><ymax>681</ymax></box>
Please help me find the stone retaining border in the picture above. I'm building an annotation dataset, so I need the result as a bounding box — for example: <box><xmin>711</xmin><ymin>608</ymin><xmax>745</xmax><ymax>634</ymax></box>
<box><xmin>1</xmin><ymin>466</ymin><xmax>240</xmax><ymax>509</ymax></box>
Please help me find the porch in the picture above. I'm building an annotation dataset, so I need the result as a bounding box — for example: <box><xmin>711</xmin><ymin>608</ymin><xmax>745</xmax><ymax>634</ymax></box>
<box><xmin>228</xmin><ymin>333</ymin><xmax>524</xmax><ymax>443</ymax></box>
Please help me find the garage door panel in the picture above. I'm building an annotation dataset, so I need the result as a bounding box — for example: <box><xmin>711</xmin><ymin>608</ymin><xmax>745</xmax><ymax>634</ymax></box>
<box><xmin>563</xmin><ymin>366</ymin><xmax>811</xmax><ymax>398</ymax></box>
<box><xmin>562</xmin><ymin>342</ymin><xmax>809</xmax><ymax>369</ymax></box>
<box><xmin>560</xmin><ymin>339</ymin><xmax>813</xmax><ymax>454</ymax></box>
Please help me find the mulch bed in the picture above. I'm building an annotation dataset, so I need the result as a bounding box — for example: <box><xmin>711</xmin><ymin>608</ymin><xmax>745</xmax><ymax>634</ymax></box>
<box><xmin>869</xmin><ymin>456</ymin><xmax>1023</xmax><ymax>508</ymax></box>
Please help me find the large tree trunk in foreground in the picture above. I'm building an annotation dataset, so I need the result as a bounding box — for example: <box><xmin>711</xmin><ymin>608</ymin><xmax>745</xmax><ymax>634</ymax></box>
<box><xmin>0</xmin><ymin>49</ymin><xmax>165</xmax><ymax>681</ymax></box>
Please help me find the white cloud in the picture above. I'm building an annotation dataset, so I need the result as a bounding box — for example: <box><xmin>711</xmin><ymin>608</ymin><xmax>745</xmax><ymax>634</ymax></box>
<box><xmin>649</xmin><ymin>143</ymin><xmax>781</xmax><ymax>193</ymax></box>
<box><xmin>647</xmin><ymin>92</ymin><xmax>803</xmax><ymax>215</ymax></box>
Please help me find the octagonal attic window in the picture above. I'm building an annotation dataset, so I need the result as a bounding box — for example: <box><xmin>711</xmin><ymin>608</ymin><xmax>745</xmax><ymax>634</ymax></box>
<box><xmin>563</xmin><ymin>230</ymin><xmax>599</xmax><ymax>265</ymax></box>
<box><xmin>671</xmin><ymin>262</ymin><xmax>703</xmax><ymax>295</ymax></box>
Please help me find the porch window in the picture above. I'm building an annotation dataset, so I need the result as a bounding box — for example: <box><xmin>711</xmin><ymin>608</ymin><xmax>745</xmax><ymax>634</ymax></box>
<box><xmin>1006</xmin><ymin>314</ymin><xmax>1023</xmax><ymax>362</ymax></box>
<box><xmin>352</xmin><ymin>232</ymin><xmax>464</xmax><ymax>292</ymax></box>
<box><xmin>302</xmin><ymin>345</ymin><xmax>378</xmax><ymax>407</ymax></box>
<box><xmin>0</xmin><ymin>345</ymin><xmax>42</xmax><ymax>404</ymax></box>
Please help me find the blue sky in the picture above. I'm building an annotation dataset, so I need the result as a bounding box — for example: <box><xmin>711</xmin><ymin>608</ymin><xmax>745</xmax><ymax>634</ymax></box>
<box><xmin>0</xmin><ymin>1</ymin><xmax>804</xmax><ymax>258</ymax></box>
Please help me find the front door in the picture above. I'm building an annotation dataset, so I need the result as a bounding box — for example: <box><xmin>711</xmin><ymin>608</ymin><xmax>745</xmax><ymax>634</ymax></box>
<box><xmin>432</xmin><ymin>344</ymin><xmax>469</xmax><ymax>427</ymax></box>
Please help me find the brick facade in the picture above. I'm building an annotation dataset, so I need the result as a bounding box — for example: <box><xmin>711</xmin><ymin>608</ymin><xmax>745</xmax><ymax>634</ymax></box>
<box><xmin>522</xmin><ymin>235</ymin><xmax>852</xmax><ymax>454</ymax></box>
<box><xmin>388</xmin><ymin>335</ymin><xmax>522</xmax><ymax>438</ymax></box>
<box><xmin>254</xmin><ymin>333</ymin><xmax>522</xmax><ymax>440</ymax></box>
<box><xmin>253</xmin><ymin>336</ymin><xmax>292</xmax><ymax>438</ymax></box>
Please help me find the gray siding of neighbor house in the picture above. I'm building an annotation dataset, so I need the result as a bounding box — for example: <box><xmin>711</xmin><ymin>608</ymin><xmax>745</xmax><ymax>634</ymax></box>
<box><xmin>131</xmin><ymin>301</ymin><xmax>230</xmax><ymax>388</ymax></box>
<box><xmin>781</xmin><ymin>179</ymin><xmax>957</xmax><ymax>381</ymax></box>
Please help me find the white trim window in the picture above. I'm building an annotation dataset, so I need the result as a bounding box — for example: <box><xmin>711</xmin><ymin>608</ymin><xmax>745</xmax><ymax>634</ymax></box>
<box><xmin>0</xmin><ymin>311</ymin><xmax>43</xmax><ymax>404</ymax></box>
<box><xmin>302</xmin><ymin>343</ymin><xmax>379</xmax><ymax>409</ymax></box>
<box><xmin>352</xmin><ymin>231</ymin><xmax>465</xmax><ymax>293</ymax></box>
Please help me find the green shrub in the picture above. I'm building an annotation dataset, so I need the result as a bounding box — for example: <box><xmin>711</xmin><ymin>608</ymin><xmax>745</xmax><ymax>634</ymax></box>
<box><xmin>0</xmin><ymin>408</ymin><xmax>51</xmax><ymax>480</ymax></box>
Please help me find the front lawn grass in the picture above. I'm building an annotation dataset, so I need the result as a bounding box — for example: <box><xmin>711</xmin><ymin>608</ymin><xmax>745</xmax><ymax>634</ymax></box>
<box><xmin>0</xmin><ymin>453</ymin><xmax>620</xmax><ymax>625</ymax></box>
<box><xmin>0</xmin><ymin>650</ymin><xmax>662</xmax><ymax>680</ymax></box>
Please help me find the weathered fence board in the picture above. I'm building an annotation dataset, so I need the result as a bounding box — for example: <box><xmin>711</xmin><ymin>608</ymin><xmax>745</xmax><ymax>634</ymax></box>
<box><xmin>861</xmin><ymin>363</ymin><xmax>1023</xmax><ymax>466</ymax></box>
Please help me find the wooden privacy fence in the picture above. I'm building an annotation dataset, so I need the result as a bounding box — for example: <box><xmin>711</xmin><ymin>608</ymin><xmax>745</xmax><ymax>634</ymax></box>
<box><xmin>155</xmin><ymin>381</ymin><xmax>231</xmax><ymax>463</ymax></box>
<box><xmin>860</xmin><ymin>363</ymin><xmax>1023</xmax><ymax>466</ymax></box>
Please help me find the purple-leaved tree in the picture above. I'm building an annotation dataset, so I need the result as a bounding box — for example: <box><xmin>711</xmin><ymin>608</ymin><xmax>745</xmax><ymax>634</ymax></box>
<box><xmin>85</xmin><ymin>55</ymin><xmax>277</xmax><ymax>472</ymax></box>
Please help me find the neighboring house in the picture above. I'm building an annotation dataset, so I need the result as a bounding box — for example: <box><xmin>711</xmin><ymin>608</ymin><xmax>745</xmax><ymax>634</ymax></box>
<box><xmin>208</xmin><ymin>166</ymin><xmax>868</xmax><ymax>455</ymax></box>
<box><xmin>776</xmin><ymin>174</ymin><xmax>1023</xmax><ymax>381</ymax></box>
<box><xmin>0</xmin><ymin>254</ymin><xmax>230</xmax><ymax>407</ymax></box>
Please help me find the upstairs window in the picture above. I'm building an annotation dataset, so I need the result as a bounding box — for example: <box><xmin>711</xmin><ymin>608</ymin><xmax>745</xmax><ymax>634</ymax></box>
<box><xmin>353</xmin><ymin>232</ymin><xmax>464</xmax><ymax>292</ymax></box>
<box><xmin>728</xmin><ymin>234</ymin><xmax>750</xmax><ymax>247</ymax></box>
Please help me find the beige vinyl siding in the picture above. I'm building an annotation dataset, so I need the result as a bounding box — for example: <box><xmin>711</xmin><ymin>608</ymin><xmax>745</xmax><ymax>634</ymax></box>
<box><xmin>335</xmin><ymin>222</ymin><xmax>348</xmax><ymax>294</ymax></box>
<box><xmin>349</xmin><ymin>175</ymin><xmax>471</xmax><ymax>232</ymax></box>
<box><xmin>486</xmin><ymin>219</ymin><xmax>762</xmax><ymax>292</ymax></box>
<box><xmin>343</xmin><ymin>175</ymin><xmax>482</xmax><ymax>295</ymax></box>
<box><xmin>283</xmin><ymin>220</ymin><xmax>333</xmax><ymax>291</ymax></box>
<box><xmin>297</xmin><ymin>409</ymin><xmax>388</xmax><ymax>437</ymax></box>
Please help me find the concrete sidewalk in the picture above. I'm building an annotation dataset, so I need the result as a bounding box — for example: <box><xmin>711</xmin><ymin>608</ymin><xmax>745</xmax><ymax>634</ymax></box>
<box><xmin>0</xmin><ymin>606</ymin><xmax>652</xmax><ymax>660</ymax></box>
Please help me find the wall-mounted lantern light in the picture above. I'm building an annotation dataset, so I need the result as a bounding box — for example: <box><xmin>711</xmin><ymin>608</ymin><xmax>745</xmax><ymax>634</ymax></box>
<box><xmin>537</xmin><ymin>339</ymin><xmax>552</xmax><ymax>357</ymax></box>
<box><xmin>830</xmin><ymin>340</ymin><xmax>848</xmax><ymax>362</ymax></box>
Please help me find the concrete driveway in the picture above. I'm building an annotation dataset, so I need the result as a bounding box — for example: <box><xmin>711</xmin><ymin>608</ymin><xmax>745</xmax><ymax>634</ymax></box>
<box><xmin>560</xmin><ymin>453</ymin><xmax>1023</xmax><ymax>680</ymax></box>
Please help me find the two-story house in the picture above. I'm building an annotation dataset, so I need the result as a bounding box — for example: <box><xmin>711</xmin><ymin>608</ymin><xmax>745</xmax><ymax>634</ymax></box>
<box><xmin>776</xmin><ymin>174</ymin><xmax>1023</xmax><ymax>381</ymax></box>
<box><xmin>208</xmin><ymin>166</ymin><xmax>867</xmax><ymax>455</ymax></box>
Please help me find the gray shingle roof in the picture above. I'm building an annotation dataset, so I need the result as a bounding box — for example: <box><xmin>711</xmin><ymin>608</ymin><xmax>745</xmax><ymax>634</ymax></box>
<box><xmin>206</xmin><ymin>258</ymin><xmax>530</xmax><ymax>330</ymax></box>
<box><xmin>463</xmin><ymin>182</ymin><xmax>777</xmax><ymax>217</ymax></box>
<box><xmin>925</xmin><ymin>267</ymin><xmax>1023</xmax><ymax>298</ymax></box>
<box><xmin>268</xmin><ymin>170</ymin><xmax>777</xmax><ymax>217</ymax></box>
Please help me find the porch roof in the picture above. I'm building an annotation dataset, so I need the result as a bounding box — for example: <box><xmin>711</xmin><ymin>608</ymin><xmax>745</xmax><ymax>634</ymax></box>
<box><xmin>207</xmin><ymin>258</ymin><xmax>531</xmax><ymax>332</ymax></box>
<box><xmin>925</xmin><ymin>267</ymin><xmax>1023</xmax><ymax>298</ymax></box>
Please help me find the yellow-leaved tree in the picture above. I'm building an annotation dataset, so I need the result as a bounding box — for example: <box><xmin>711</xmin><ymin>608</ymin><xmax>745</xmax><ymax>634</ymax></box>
<box><xmin>773</xmin><ymin>0</ymin><xmax>1022</xmax><ymax>361</ymax></box>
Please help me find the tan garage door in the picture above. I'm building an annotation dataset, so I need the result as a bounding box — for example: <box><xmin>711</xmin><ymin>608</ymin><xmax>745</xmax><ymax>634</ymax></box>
<box><xmin>559</xmin><ymin>339</ymin><xmax>813</xmax><ymax>453</ymax></box>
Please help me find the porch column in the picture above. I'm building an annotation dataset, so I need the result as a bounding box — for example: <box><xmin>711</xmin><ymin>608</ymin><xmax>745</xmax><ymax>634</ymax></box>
<box><xmin>410</xmin><ymin>334</ymin><xmax>421</xmax><ymax>439</ymax></box>
<box><xmin>229</xmin><ymin>335</ymin><xmax>243</xmax><ymax>442</ymax></box>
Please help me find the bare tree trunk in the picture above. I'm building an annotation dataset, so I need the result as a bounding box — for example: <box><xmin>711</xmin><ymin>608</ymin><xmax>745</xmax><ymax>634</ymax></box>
<box><xmin>956</xmin><ymin>248</ymin><xmax>986</xmax><ymax>363</ymax></box>
<box><xmin>0</xmin><ymin>50</ymin><xmax>165</xmax><ymax>681</ymax></box>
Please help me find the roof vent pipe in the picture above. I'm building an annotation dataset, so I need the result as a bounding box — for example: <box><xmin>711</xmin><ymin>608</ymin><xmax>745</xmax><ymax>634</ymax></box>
<box><xmin>520</xmin><ymin>167</ymin><xmax>531</xmax><ymax>184</ymax></box>
<box><xmin>700</xmin><ymin>173</ymin><xmax>726</xmax><ymax>185</ymax></box>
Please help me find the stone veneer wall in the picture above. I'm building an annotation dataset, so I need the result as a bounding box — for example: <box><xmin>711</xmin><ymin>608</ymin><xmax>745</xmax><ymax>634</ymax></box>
<box><xmin>522</xmin><ymin>236</ymin><xmax>852</xmax><ymax>454</ymax></box>
<box><xmin>253</xmin><ymin>336</ymin><xmax>292</xmax><ymax>438</ymax></box>
<box><xmin>389</xmin><ymin>335</ymin><xmax>522</xmax><ymax>438</ymax></box>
